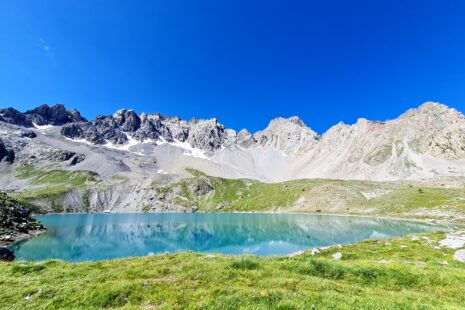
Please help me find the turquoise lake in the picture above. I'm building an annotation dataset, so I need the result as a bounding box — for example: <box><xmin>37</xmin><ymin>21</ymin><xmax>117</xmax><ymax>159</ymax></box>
<box><xmin>12</xmin><ymin>213</ymin><xmax>440</xmax><ymax>262</ymax></box>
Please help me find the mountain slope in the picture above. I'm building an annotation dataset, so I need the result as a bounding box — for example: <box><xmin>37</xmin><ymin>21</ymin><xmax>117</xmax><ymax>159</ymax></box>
<box><xmin>1</xmin><ymin>102</ymin><xmax>465</xmax><ymax>185</ymax></box>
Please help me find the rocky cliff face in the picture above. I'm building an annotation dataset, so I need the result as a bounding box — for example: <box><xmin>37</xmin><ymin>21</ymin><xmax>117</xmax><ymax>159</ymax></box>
<box><xmin>2</xmin><ymin>101</ymin><xmax>465</xmax><ymax>182</ymax></box>
<box><xmin>253</xmin><ymin>116</ymin><xmax>319</xmax><ymax>154</ymax></box>
<box><xmin>61</xmin><ymin>110</ymin><xmax>230</xmax><ymax>153</ymax></box>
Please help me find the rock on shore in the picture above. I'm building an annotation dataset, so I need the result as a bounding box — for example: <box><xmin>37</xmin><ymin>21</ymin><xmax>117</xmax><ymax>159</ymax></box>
<box><xmin>0</xmin><ymin>192</ymin><xmax>45</xmax><ymax>250</ymax></box>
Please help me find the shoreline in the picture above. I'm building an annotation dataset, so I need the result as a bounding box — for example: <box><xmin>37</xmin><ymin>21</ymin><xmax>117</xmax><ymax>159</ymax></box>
<box><xmin>35</xmin><ymin>210</ymin><xmax>462</xmax><ymax>228</ymax></box>
<box><xmin>0</xmin><ymin>229</ymin><xmax>46</xmax><ymax>248</ymax></box>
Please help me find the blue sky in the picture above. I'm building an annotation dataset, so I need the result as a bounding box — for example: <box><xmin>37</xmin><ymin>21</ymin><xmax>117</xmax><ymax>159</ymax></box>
<box><xmin>1</xmin><ymin>1</ymin><xmax>465</xmax><ymax>133</ymax></box>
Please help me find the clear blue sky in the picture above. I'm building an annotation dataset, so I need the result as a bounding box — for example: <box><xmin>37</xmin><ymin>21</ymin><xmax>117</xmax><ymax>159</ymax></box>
<box><xmin>1</xmin><ymin>1</ymin><xmax>465</xmax><ymax>133</ymax></box>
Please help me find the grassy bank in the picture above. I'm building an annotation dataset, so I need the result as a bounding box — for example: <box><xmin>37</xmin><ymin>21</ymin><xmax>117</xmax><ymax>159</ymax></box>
<box><xmin>14</xmin><ymin>165</ymin><xmax>98</xmax><ymax>199</ymax></box>
<box><xmin>1</xmin><ymin>231</ymin><xmax>464</xmax><ymax>309</ymax></box>
<box><xmin>158</xmin><ymin>170</ymin><xmax>465</xmax><ymax>224</ymax></box>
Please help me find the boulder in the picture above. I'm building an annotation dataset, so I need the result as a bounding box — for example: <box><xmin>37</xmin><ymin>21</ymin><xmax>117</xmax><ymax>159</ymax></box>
<box><xmin>454</xmin><ymin>249</ymin><xmax>465</xmax><ymax>263</ymax></box>
<box><xmin>19</xmin><ymin>130</ymin><xmax>37</xmax><ymax>138</ymax></box>
<box><xmin>189</xmin><ymin>179</ymin><xmax>214</xmax><ymax>196</ymax></box>
<box><xmin>0</xmin><ymin>247</ymin><xmax>14</xmax><ymax>261</ymax></box>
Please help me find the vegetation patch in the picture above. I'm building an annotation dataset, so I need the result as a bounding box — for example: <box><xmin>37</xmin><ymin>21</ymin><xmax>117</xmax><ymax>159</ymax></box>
<box><xmin>1</xmin><ymin>232</ymin><xmax>464</xmax><ymax>309</ymax></box>
<box><xmin>154</xmin><ymin>170</ymin><xmax>465</xmax><ymax>224</ymax></box>
<box><xmin>14</xmin><ymin>166</ymin><xmax>99</xmax><ymax>200</ymax></box>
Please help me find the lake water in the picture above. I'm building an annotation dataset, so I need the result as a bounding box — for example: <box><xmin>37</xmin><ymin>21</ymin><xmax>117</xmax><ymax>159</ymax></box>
<box><xmin>12</xmin><ymin>213</ymin><xmax>440</xmax><ymax>262</ymax></box>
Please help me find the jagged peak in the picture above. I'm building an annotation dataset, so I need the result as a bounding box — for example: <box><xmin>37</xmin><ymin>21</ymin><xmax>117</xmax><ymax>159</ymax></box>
<box><xmin>267</xmin><ymin>116</ymin><xmax>307</xmax><ymax>128</ymax></box>
<box><xmin>400</xmin><ymin>101</ymin><xmax>463</xmax><ymax>119</ymax></box>
<box><xmin>0</xmin><ymin>103</ymin><xmax>86</xmax><ymax>126</ymax></box>
<box><xmin>113</xmin><ymin>108</ymin><xmax>135</xmax><ymax>117</ymax></box>
<box><xmin>238</xmin><ymin>128</ymin><xmax>251</xmax><ymax>135</ymax></box>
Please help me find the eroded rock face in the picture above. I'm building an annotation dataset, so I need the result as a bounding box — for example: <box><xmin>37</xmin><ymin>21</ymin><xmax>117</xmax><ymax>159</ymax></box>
<box><xmin>113</xmin><ymin>109</ymin><xmax>141</xmax><ymax>132</ymax></box>
<box><xmin>253</xmin><ymin>116</ymin><xmax>320</xmax><ymax>154</ymax></box>
<box><xmin>61</xmin><ymin>112</ymin><xmax>230</xmax><ymax>152</ymax></box>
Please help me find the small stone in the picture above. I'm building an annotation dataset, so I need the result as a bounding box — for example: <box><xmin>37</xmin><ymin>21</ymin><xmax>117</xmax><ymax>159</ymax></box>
<box><xmin>332</xmin><ymin>252</ymin><xmax>342</xmax><ymax>260</ymax></box>
<box><xmin>400</xmin><ymin>245</ymin><xmax>408</xmax><ymax>248</ymax></box>
<box><xmin>439</xmin><ymin>261</ymin><xmax>449</xmax><ymax>265</ymax></box>
<box><xmin>411</xmin><ymin>236</ymin><xmax>419</xmax><ymax>241</ymax></box>
<box><xmin>311</xmin><ymin>248</ymin><xmax>320</xmax><ymax>256</ymax></box>
<box><xmin>433</xmin><ymin>246</ymin><xmax>441</xmax><ymax>250</ymax></box>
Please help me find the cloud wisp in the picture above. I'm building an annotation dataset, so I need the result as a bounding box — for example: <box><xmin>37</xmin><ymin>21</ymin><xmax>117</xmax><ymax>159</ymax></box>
<box><xmin>38</xmin><ymin>38</ymin><xmax>55</xmax><ymax>57</ymax></box>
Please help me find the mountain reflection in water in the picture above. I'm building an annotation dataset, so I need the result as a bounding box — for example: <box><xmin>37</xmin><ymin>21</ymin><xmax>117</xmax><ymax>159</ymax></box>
<box><xmin>12</xmin><ymin>213</ymin><xmax>439</xmax><ymax>262</ymax></box>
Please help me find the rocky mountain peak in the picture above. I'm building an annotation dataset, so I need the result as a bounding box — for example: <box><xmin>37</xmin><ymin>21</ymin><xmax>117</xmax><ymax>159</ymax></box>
<box><xmin>113</xmin><ymin>109</ymin><xmax>141</xmax><ymax>132</ymax></box>
<box><xmin>253</xmin><ymin>116</ymin><xmax>319</xmax><ymax>154</ymax></box>
<box><xmin>400</xmin><ymin>102</ymin><xmax>462</xmax><ymax>120</ymax></box>
<box><xmin>25</xmin><ymin>104</ymin><xmax>87</xmax><ymax>125</ymax></box>
<box><xmin>267</xmin><ymin>116</ymin><xmax>307</xmax><ymax>128</ymax></box>
<box><xmin>0</xmin><ymin>104</ymin><xmax>86</xmax><ymax>127</ymax></box>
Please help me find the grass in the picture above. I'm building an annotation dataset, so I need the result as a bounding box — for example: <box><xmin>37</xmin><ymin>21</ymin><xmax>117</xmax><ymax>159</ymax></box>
<box><xmin>1</xmin><ymin>231</ymin><xmax>464</xmax><ymax>309</ymax></box>
<box><xmin>159</xmin><ymin>170</ymin><xmax>324</xmax><ymax>212</ymax></box>
<box><xmin>14</xmin><ymin>165</ymin><xmax>98</xmax><ymax>200</ymax></box>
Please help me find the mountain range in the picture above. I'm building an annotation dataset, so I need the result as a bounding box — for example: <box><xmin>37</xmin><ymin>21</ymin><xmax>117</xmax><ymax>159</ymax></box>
<box><xmin>1</xmin><ymin>102</ymin><xmax>465</xmax><ymax>182</ymax></box>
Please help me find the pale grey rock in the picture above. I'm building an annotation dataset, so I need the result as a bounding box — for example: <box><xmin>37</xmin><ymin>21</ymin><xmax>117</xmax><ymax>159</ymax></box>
<box><xmin>454</xmin><ymin>249</ymin><xmax>465</xmax><ymax>263</ymax></box>
<box><xmin>439</xmin><ymin>233</ymin><xmax>465</xmax><ymax>249</ymax></box>
<box><xmin>253</xmin><ymin>116</ymin><xmax>319</xmax><ymax>155</ymax></box>
<box><xmin>311</xmin><ymin>248</ymin><xmax>320</xmax><ymax>256</ymax></box>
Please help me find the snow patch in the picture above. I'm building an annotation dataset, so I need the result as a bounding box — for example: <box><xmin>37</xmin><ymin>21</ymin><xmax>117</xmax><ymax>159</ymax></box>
<box><xmin>64</xmin><ymin>137</ymin><xmax>93</xmax><ymax>145</ymax></box>
<box><xmin>32</xmin><ymin>122</ymin><xmax>54</xmax><ymax>131</ymax></box>
<box><xmin>104</xmin><ymin>134</ymin><xmax>152</xmax><ymax>154</ymax></box>
<box><xmin>156</xmin><ymin>137</ymin><xmax>209</xmax><ymax>159</ymax></box>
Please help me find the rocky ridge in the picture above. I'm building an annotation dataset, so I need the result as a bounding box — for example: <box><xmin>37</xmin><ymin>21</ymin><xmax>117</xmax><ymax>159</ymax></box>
<box><xmin>1</xmin><ymin>102</ymin><xmax>465</xmax><ymax>182</ymax></box>
<box><xmin>0</xmin><ymin>104</ymin><xmax>86</xmax><ymax>127</ymax></box>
